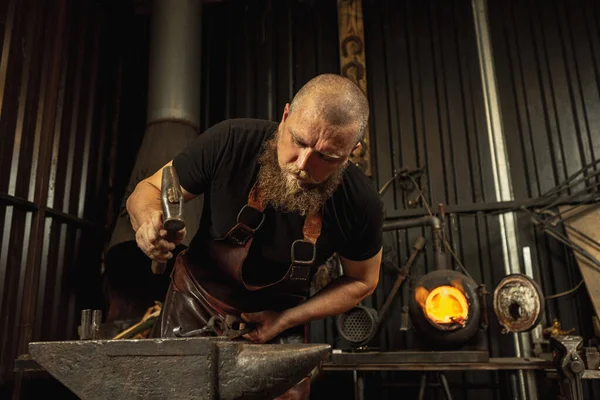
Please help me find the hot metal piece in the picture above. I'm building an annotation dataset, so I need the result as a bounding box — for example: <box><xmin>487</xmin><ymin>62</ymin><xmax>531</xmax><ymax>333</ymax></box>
<box><xmin>493</xmin><ymin>274</ymin><xmax>544</xmax><ymax>333</ymax></box>
<box><xmin>28</xmin><ymin>337</ymin><xmax>330</xmax><ymax>400</ymax></box>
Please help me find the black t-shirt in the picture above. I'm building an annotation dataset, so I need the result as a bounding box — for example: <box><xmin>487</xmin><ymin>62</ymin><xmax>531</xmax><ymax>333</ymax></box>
<box><xmin>173</xmin><ymin>119</ymin><xmax>383</xmax><ymax>282</ymax></box>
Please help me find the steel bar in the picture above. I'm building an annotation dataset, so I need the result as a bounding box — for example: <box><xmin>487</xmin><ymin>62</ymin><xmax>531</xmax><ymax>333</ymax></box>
<box><xmin>323</xmin><ymin>356</ymin><xmax>552</xmax><ymax>371</ymax></box>
<box><xmin>0</xmin><ymin>191</ymin><xmax>105</xmax><ymax>230</ymax></box>
<box><xmin>384</xmin><ymin>199</ymin><xmax>600</xmax><ymax>220</ymax></box>
<box><xmin>328</xmin><ymin>351</ymin><xmax>489</xmax><ymax>366</ymax></box>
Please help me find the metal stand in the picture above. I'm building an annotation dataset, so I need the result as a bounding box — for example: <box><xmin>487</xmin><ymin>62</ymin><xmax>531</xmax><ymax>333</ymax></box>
<box><xmin>418</xmin><ymin>372</ymin><xmax>453</xmax><ymax>400</ymax></box>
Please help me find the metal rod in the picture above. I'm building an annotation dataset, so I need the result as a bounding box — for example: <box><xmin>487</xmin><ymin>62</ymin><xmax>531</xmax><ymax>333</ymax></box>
<box><xmin>79</xmin><ymin>309</ymin><xmax>92</xmax><ymax>340</ymax></box>
<box><xmin>537</xmin><ymin>182</ymin><xmax>600</xmax><ymax>212</ymax></box>
<box><xmin>377</xmin><ymin>237</ymin><xmax>425</xmax><ymax>322</ymax></box>
<box><xmin>384</xmin><ymin>198</ymin><xmax>599</xmax><ymax>220</ymax></box>
<box><xmin>439</xmin><ymin>372</ymin><xmax>453</xmax><ymax>400</ymax></box>
<box><xmin>526</xmin><ymin>210</ymin><xmax>600</xmax><ymax>270</ymax></box>
<box><xmin>418</xmin><ymin>373</ymin><xmax>428</xmax><ymax>400</ymax></box>
<box><xmin>0</xmin><ymin>191</ymin><xmax>105</xmax><ymax>230</ymax></box>
<box><xmin>538</xmin><ymin>159</ymin><xmax>600</xmax><ymax>199</ymax></box>
<box><xmin>382</xmin><ymin>216</ymin><xmax>447</xmax><ymax>270</ymax></box>
<box><xmin>91</xmin><ymin>310</ymin><xmax>102</xmax><ymax>340</ymax></box>
<box><xmin>383</xmin><ymin>216</ymin><xmax>441</xmax><ymax>231</ymax></box>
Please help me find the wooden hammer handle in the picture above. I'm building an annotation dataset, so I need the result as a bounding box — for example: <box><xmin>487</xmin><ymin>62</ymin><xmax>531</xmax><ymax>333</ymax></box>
<box><xmin>150</xmin><ymin>230</ymin><xmax>177</xmax><ymax>275</ymax></box>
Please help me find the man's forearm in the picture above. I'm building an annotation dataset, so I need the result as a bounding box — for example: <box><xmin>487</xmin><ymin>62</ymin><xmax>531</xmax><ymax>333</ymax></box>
<box><xmin>126</xmin><ymin>181</ymin><xmax>162</xmax><ymax>231</ymax></box>
<box><xmin>280</xmin><ymin>276</ymin><xmax>374</xmax><ymax>330</ymax></box>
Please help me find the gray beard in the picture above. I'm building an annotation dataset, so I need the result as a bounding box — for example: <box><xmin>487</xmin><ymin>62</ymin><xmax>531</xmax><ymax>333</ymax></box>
<box><xmin>257</xmin><ymin>135</ymin><xmax>346</xmax><ymax>215</ymax></box>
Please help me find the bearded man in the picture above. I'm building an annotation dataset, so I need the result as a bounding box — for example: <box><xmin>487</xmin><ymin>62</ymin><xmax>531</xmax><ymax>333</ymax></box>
<box><xmin>126</xmin><ymin>74</ymin><xmax>383</xmax><ymax>399</ymax></box>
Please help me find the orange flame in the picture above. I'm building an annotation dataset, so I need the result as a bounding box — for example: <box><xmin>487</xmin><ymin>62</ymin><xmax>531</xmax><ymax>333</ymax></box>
<box><xmin>416</xmin><ymin>285</ymin><xmax>469</xmax><ymax>326</ymax></box>
<box><xmin>415</xmin><ymin>286</ymin><xmax>430</xmax><ymax>309</ymax></box>
<box><xmin>451</xmin><ymin>279</ymin><xmax>464</xmax><ymax>293</ymax></box>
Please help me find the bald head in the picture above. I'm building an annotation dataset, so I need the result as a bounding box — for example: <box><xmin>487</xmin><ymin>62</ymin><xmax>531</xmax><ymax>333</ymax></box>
<box><xmin>289</xmin><ymin>74</ymin><xmax>369</xmax><ymax>143</ymax></box>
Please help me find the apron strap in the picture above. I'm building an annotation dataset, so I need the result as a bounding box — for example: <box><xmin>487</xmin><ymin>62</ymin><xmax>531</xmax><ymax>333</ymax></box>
<box><xmin>303</xmin><ymin>209</ymin><xmax>323</xmax><ymax>244</ymax></box>
<box><xmin>248</xmin><ymin>180</ymin><xmax>266</xmax><ymax>212</ymax></box>
<box><xmin>248</xmin><ymin>179</ymin><xmax>324</xmax><ymax>244</ymax></box>
<box><xmin>222</xmin><ymin>178</ymin><xmax>324</xmax><ymax>289</ymax></box>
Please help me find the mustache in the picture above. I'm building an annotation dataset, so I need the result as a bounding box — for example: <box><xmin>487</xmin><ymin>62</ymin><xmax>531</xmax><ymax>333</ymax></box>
<box><xmin>257</xmin><ymin>134</ymin><xmax>345</xmax><ymax>215</ymax></box>
<box><xmin>284</xmin><ymin>167</ymin><xmax>315</xmax><ymax>183</ymax></box>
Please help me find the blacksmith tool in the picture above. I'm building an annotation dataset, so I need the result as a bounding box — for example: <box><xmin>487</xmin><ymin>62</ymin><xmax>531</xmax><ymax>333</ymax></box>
<box><xmin>221</xmin><ymin>314</ymin><xmax>257</xmax><ymax>339</ymax></box>
<box><xmin>173</xmin><ymin>317</ymin><xmax>218</xmax><ymax>338</ymax></box>
<box><xmin>550</xmin><ymin>335</ymin><xmax>585</xmax><ymax>400</ymax></box>
<box><xmin>173</xmin><ymin>315</ymin><xmax>256</xmax><ymax>339</ymax></box>
<box><xmin>151</xmin><ymin>165</ymin><xmax>185</xmax><ymax>275</ymax></box>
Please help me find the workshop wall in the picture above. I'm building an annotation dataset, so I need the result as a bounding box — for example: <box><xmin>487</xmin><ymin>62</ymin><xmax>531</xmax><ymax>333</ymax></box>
<box><xmin>357</xmin><ymin>0</ymin><xmax>509</xmax><ymax>398</ymax></box>
<box><xmin>2</xmin><ymin>0</ymin><xmax>598</xmax><ymax>399</ymax></box>
<box><xmin>0</xmin><ymin>0</ymin><xmax>128</xmax><ymax>397</ymax></box>
<box><xmin>489</xmin><ymin>0</ymin><xmax>600</xmax><ymax>397</ymax></box>
<box><xmin>489</xmin><ymin>0</ymin><xmax>600</xmax><ymax>347</ymax></box>
<box><xmin>198</xmin><ymin>0</ymin><xmax>600</xmax><ymax>399</ymax></box>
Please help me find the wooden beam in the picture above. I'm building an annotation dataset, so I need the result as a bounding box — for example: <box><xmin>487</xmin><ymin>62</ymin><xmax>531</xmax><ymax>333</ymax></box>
<box><xmin>337</xmin><ymin>0</ymin><xmax>372</xmax><ymax>176</ymax></box>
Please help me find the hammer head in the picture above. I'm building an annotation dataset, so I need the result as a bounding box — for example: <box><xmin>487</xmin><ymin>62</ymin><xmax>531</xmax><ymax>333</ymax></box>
<box><xmin>160</xmin><ymin>166</ymin><xmax>185</xmax><ymax>233</ymax></box>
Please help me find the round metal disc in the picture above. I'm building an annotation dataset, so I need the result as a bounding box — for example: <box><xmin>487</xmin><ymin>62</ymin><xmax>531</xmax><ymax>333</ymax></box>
<box><xmin>493</xmin><ymin>274</ymin><xmax>544</xmax><ymax>333</ymax></box>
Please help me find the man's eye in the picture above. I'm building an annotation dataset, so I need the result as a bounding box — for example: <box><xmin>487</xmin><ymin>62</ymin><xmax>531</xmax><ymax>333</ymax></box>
<box><xmin>320</xmin><ymin>154</ymin><xmax>337</xmax><ymax>163</ymax></box>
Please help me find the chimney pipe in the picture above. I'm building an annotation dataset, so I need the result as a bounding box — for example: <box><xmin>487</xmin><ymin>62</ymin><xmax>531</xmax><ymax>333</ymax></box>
<box><xmin>104</xmin><ymin>0</ymin><xmax>203</xmax><ymax>321</ymax></box>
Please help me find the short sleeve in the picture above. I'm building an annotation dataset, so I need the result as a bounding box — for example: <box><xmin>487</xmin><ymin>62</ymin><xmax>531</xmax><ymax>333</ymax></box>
<box><xmin>172</xmin><ymin>120</ymin><xmax>232</xmax><ymax>195</ymax></box>
<box><xmin>338</xmin><ymin>190</ymin><xmax>384</xmax><ymax>261</ymax></box>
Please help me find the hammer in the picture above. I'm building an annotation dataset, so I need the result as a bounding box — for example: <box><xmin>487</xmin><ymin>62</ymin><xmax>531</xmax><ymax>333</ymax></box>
<box><xmin>151</xmin><ymin>165</ymin><xmax>185</xmax><ymax>275</ymax></box>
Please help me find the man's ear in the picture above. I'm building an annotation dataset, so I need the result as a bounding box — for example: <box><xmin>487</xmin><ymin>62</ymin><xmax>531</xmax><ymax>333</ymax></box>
<box><xmin>351</xmin><ymin>140</ymin><xmax>362</xmax><ymax>155</ymax></box>
<box><xmin>281</xmin><ymin>103</ymin><xmax>291</xmax><ymax>123</ymax></box>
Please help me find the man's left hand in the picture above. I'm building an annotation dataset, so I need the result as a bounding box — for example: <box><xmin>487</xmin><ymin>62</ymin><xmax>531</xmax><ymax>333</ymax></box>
<box><xmin>240</xmin><ymin>311</ymin><xmax>288</xmax><ymax>344</ymax></box>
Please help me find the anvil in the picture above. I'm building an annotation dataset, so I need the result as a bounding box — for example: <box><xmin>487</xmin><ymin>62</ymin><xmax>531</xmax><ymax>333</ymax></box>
<box><xmin>27</xmin><ymin>337</ymin><xmax>330</xmax><ymax>399</ymax></box>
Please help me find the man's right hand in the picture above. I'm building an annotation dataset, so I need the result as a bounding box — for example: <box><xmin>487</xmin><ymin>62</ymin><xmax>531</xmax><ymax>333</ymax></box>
<box><xmin>134</xmin><ymin>210</ymin><xmax>186</xmax><ymax>261</ymax></box>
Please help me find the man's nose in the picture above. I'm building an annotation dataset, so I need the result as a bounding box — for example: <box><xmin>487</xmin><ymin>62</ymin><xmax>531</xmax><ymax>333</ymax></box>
<box><xmin>296</xmin><ymin>148</ymin><xmax>313</xmax><ymax>171</ymax></box>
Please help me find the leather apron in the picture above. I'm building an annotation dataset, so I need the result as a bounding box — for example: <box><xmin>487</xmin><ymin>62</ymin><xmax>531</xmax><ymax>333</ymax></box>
<box><xmin>154</xmin><ymin>181</ymin><xmax>323</xmax><ymax>340</ymax></box>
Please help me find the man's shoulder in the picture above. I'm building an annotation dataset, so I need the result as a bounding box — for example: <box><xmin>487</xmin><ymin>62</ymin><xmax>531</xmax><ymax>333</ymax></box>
<box><xmin>339</xmin><ymin>163</ymin><xmax>382</xmax><ymax>206</ymax></box>
<box><xmin>205</xmin><ymin>118</ymin><xmax>277</xmax><ymax>156</ymax></box>
<box><xmin>327</xmin><ymin>163</ymin><xmax>383</xmax><ymax>220</ymax></box>
<box><xmin>225</xmin><ymin>118</ymin><xmax>278</xmax><ymax>139</ymax></box>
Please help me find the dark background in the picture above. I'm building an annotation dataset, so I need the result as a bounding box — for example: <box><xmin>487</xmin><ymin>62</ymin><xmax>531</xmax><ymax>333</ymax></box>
<box><xmin>1</xmin><ymin>0</ymin><xmax>599</xmax><ymax>398</ymax></box>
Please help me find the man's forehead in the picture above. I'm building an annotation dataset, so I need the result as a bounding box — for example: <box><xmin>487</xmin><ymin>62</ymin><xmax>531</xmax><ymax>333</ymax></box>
<box><xmin>287</xmin><ymin>124</ymin><xmax>354</xmax><ymax>157</ymax></box>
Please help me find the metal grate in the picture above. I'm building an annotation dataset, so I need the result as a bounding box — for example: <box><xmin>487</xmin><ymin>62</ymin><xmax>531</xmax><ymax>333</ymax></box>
<box><xmin>338</xmin><ymin>307</ymin><xmax>376</xmax><ymax>343</ymax></box>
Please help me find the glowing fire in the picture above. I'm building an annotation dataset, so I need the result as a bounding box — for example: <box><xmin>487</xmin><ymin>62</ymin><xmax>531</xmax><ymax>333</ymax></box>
<box><xmin>416</xmin><ymin>284</ymin><xmax>469</xmax><ymax>326</ymax></box>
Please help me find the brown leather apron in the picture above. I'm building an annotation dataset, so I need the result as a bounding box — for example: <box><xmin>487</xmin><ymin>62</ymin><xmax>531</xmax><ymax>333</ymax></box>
<box><xmin>154</xmin><ymin>181</ymin><xmax>323</xmax><ymax>340</ymax></box>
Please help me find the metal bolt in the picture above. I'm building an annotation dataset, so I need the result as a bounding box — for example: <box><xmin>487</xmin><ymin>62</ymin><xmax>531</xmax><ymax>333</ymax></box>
<box><xmin>570</xmin><ymin>360</ymin><xmax>585</xmax><ymax>374</ymax></box>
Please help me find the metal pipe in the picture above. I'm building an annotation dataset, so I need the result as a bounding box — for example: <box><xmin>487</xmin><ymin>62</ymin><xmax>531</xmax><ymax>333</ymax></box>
<box><xmin>383</xmin><ymin>216</ymin><xmax>448</xmax><ymax>270</ymax></box>
<box><xmin>106</xmin><ymin>0</ymin><xmax>204</xmax><ymax>255</ymax></box>
<box><xmin>383</xmin><ymin>216</ymin><xmax>440</xmax><ymax>231</ymax></box>
<box><xmin>147</xmin><ymin>0</ymin><xmax>202</xmax><ymax>128</ymax></box>
<box><xmin>472</xmin><ymin>0</ymin><xmax>535</xmax><ymax>397</ymax></box>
